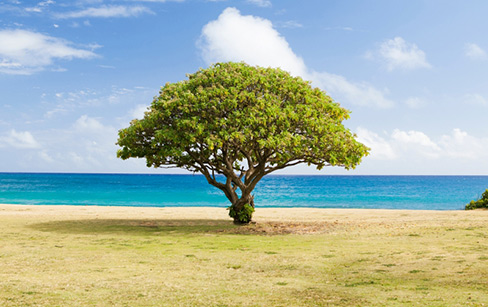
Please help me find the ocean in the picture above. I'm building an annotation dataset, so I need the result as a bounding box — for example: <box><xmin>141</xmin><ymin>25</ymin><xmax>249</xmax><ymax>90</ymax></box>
<box><xmin>1</xmin><ymin>173</ymin><xmax>488</xmax><ymax>210</ymax></box>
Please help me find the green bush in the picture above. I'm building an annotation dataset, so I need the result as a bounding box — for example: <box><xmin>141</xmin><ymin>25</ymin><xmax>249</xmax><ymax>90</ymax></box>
<box><xmin>466</xmin><ymin>189</ymin><xmax>488</xmax><ymax>210</ymax></box>
<box><xmin>228</xmin><ymin>203</ymin><xmax>255</xmax><ymax>224</ymax></box>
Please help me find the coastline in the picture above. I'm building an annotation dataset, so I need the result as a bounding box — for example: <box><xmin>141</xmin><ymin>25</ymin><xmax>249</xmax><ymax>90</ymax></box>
<box><xmin>2</xmin><ymin>203</ymin><xmax>487</xmax><ymax>226</ymax></box>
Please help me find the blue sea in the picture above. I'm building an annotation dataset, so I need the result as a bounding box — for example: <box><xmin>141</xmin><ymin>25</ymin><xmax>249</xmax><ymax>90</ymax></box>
<box><xmin>1</xmin><ymin>173</ymin><xmax>488</xmax><ymax>210</ymax></box>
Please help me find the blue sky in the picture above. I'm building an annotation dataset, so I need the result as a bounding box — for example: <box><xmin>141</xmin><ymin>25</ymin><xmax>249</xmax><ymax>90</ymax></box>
<box><xmin>1</xmin><ymin>0</ymin><xmax>487</xmax><ymax>174</ymax></box>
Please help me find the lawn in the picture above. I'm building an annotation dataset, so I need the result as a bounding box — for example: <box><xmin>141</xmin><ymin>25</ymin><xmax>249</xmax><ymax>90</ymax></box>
<box><xmin>1</xmin><ymin>205</ymin><xmax>487</xmax><ymax>306</ymax></box>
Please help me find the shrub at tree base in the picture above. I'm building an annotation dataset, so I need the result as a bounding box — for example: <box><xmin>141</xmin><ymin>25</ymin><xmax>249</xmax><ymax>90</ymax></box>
<box><xmin>466</xmin><ymin>189</ymin><xmax>488</xmax><ymax>210</ymax></box>
<box><xmin>117</xmin><ymin>62</ymin><xmax>369</xmax><ymax>223</ymax></box>
<box><xmin>228</xmin><ymin>203</ymin><xmax>255</xmax><ymax>224</ymax></box>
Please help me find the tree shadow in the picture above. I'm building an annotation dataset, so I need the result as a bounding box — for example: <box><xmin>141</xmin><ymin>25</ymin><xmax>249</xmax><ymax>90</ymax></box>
<box><xmin>29</xmin><ymin>219</ymin><xmax>240</xmax><ymax>236</ymax></box>
<box><xmin>29</xmin><ymin>218</ymin><xmax>337</xmax><ymax>236</ymax></box>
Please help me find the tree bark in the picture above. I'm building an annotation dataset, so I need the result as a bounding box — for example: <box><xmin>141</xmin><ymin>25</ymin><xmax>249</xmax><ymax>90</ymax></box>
<box><xmin>229</xmin><ymin>194</ymin><xmax>255</xmax><ymax>224</ymax></box>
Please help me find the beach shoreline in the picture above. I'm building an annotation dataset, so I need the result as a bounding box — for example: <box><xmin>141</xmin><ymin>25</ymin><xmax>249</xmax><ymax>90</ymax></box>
<box><xmin>1</xmin><ymin>203</ymin><xmax>486</xmax><ymax>226</ymax></box>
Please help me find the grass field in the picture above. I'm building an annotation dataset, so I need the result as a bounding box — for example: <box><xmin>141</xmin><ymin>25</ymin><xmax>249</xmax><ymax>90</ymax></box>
<box><xmin>1</xmin><ymin>204</ymin><xmax>487</xmax><ymax>306</ymax></box>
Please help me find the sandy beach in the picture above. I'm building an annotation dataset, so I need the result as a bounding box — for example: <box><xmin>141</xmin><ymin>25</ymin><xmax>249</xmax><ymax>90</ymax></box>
<box><xmin>2</xmin><ymin>203</ymin><xmax>487</xmax><ymax>221</ymax></box>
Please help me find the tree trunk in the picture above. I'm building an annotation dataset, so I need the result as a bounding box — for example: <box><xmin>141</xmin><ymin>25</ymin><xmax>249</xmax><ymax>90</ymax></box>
<box><xmin>228</xmin><ymin>194</ymin><xmax>255</xmax><ymax>224</ymax></box>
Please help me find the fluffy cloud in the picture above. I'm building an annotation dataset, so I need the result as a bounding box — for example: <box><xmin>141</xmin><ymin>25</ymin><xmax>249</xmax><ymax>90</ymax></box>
<box><xmin>439</xmin><ymin>129</ymin><xmax>488</xmax><ymax>159</ymax></box>
<box><xmin>0</xmin><ymin>29</ymin><xmax>97</xmax><ymax>74</ymax></box>
<box><xmin>392</xmin><ymin>129</ymin><xmax>441</xmax><ymax>158</ymax></box>
<box><xmin>310</xmin><ymin>71</ymin><xmax>394</xmax><ymax>108</ymax></box>
<box><xmin>465</xmin><ymin>43</ymin><xmax>486</xmax><ymax>60</ymax></box>
<box><xmin>55</xmin><ymin>5</ymin><xmax>153</xmax><ymax>19</ymax></box>
<box><xmin>357</xmin><ymin>128</ymin><xmax>488</xmax><ymax>162</ymax></box>
<box><xmin>16</xmin><ymin>88</ymin><xmax>155</xmax><ymax>166</ymax></box>
<box><xmin>369</xmin><ymin>37</ymin><xmax>431</xmax><ymax>71</ymax></box>
<box><xmin>199</xmin><ymin>7</ymin><xmax>307</xmax><ymax>77</ymax></box>
<box><xmin>356</xmin><ymin>128</ymin><xmax>396</xmax><ymax>160</ymax></box>
<box><xmin>0</xmin><ymin>130</ymin><xmax>40</xmax><ymax>149</ymax></box>
<box><xmin>37</xmin><ymin>115</ymin><xmax>121</xmax><ymax>170</ymax></box>
<box><xmin>13</xmin><ymin>85</ymin><xmax>159</xmax><ymax>172</ymax></box>
<box><xmin>198</xmin><ymin>7</ymin><xmax>392</xmax><ymax>108</ymax></box>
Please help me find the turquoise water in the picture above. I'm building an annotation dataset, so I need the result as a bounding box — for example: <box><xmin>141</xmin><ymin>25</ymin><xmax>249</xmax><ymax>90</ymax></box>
<box><xmin>1</xmin><ymin>173</ymin><xmax>488</xmax><ymax>210</ymax></box>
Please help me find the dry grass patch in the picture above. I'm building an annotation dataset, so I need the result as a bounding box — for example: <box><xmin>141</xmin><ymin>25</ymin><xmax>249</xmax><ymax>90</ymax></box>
<box><xmin>1</xmin><ymin>204</ymin><xmax>488</xmax><ymax>306</ymax></box>
<box><xmin>229</xmin><ymin>221</ymin><xmax>343</xmax><ymax>235</ymax></box>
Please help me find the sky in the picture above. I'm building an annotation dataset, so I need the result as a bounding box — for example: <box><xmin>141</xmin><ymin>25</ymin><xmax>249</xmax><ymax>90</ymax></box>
<box><xmin>1</xmin><ymin>0</ymin><xmax>488</xmax><ymax>175</ymax></box>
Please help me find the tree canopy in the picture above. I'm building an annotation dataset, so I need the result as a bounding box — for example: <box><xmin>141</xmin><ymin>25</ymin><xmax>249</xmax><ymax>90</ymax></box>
<box><xmin>117</xmin><ymin>62</ymin><xmax>369</xmax><ymax>223</ymax></box>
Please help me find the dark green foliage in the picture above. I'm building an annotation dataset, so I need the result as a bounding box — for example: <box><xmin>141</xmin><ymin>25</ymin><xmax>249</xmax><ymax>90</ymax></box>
<box><xmin>465</xmin><ymin>189</ymin><xmax>488</xmax><ymax>210</ymax></box>
<box><xmin>228</xmin><ymin>203</ymin><xmax>255</xmax><ymax>224</ymax></box>
<box><xmin>117</xmin><ymin>62</ymin><xmax>369</xmax><ymax>222</ymax></box>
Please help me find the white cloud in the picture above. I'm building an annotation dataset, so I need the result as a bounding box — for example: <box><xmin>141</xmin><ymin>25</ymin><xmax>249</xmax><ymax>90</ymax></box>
<box><xmin>311</xmin><ymin>71</ymin><xmax>394</xmax><ymax>108</ymax></box>
<box><xmin>99</xmin><ymin>64</ymin><xmax>115</xmax><ymax>69</ymax></box>
<box><xmin>325</xmin><ymin>26</ymin><xmax>354</xmax><ymax>32</ymax></box>
<box><xmin>108</xmin><ymin>87</ymin><xmax>133</xmax><ymax>104</ymax></box>
<box><xmin>405</xmin><ymin>97</ymin><xmax>426</xmax><ymax>109</ymax></box>
<box><xmin>25</xmin><ymin>7</ymin><xmax>42</xmax><ymax>13</ymax></box>
<box><xmin>74</xmin><ymin>115</ymin><xmax>105</xmax><ymax>132</ymax></box>
<box><xmin>371</xmin><ymin>37</ymin><xmax>431</xmax><ymax>71</ymax></box>
<box><xmin>199</xmin><ymin>7</ymin><xmax>307</xmax><ymax>77</ymax></box>
<box><xmin>356</xmin><ymin>127</ymin><xmax>396</xmax><ymax>160</ymax></box>
<box><xmin>463</xmin><ymin>93</ymin><xmax>488</xmax><ymax>106</ymax></box>
<box><xmin>18</xmin><ymin>115</ymin><xmax>158</xmax><ymax>172</ymax></box>
<box><xmin>246</xmin><ymin>0</ymin><xmax>271</xmax><ymax>7</ymax></box>
<box><xmin>25</xmin><ymin>0</ymin><xmax>54</xmax><ymax>13</ymax></box>
<box><xmin>392</xmin><ymin>129</ymin><xmax>441</xmax><ymax>158</ymax></box>
<box><xmin>465</xmin><ymin>43</ymin><xmax>486</xmax><ymax>60</ymax></box>
<box><xmin>439</xmin><ymin>129</ymin><xmax>488</xmax><ymax>159</ymax></box>
<box><xmin>43</xmin><ymin>86</ymin><xmax>154</xmax><ymax>120</ymax></box>
<box><xmin>0</xmin><ymin>130</ymin><xmax>41</xmax><ymax>149</ymax></box>
<box><xmin>69</xmin><ymin>152</ymin><xmax>85</xmax><ymax>165</ymax></box>
<box><xmin>39</xmin><ymin>150</ymin><xmax>54</xmax><ymax>163</ymax></box>
<box><xmin>130</xmin><ymin>104</ymin><xmax>149</xmax><ymax>120</ymax></box>
<box><xmin>45</xmin><ymin>107</ymin><xmax>67</xmax><ymax>119</ymax></box>
<box><xmin>51</xmin><ymin>67</ymin><xmax>68</xmax><ymax>72</ymax></box>
<box><xmin>0</xmin><ymin>29</ymin><xmax>97</xmax><ymax>75</ymax></box>
<box><xmin>56</xmin><ymin>5</ymin><xmax>153</xmax><ymax>19</ymax></box>
<box><xmin>33</xmin><ymin>115</ymin><xmax>121</xmax><ymax>170</ymax></box>
<box><xmin>355</xmin><ymin>128</ymin><xmax>488</xmax><ymax>163</ymax></box>
<box><xmin>198</xmin><ymin>7</ymin><xmax>392</xmax><ymax>108</ymax></box>
<box><xmin>277</xmin><ymin>20</ymin><xmax>303</xmax><ymax>29</ymax></box>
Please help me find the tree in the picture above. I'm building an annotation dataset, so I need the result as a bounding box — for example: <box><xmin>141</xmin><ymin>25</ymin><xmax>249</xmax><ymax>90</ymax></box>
<box><xmin>117</xmin><ymin>62</ymin><xmax>369</xmax><ymax>223</ymax></box>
